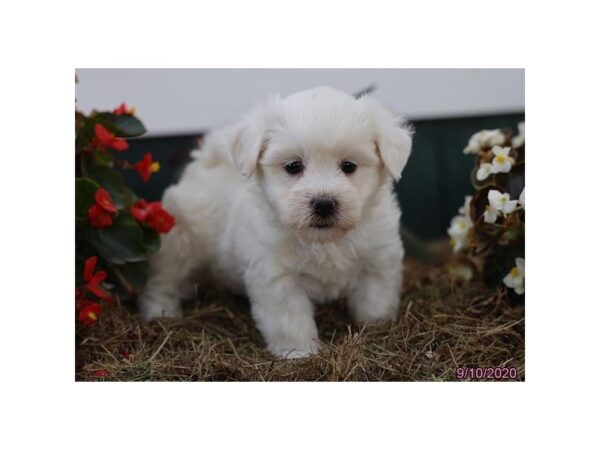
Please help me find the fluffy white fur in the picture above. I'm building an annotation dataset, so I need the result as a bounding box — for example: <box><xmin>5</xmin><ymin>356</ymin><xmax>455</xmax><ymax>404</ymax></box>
<box><xmin>139</xmin><ymin>87</ymin><xmax>413</xmax><ymax>358</ymax></box>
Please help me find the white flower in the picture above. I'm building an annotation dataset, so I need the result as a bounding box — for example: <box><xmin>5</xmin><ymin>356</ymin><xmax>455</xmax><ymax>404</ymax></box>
<box><xmin>476</xmin><ymin>163</ymin><xmax>493</xmax><ymax>181</ymax></box>
<box><xmin>463</xmin><ymin>129</ymin><xmax>506</xmax><ymax>154</ymax></box>
<box><xmin>458</xmin><ymin>195</ymin><xmax>473</xmax><ymax>216</ymax></box>
<box><xmin>488</xmin><ymin>189</ymin><xmax>518</xmax><ymax>214</ymax></box>
<box><xmin>483</xmin><ymin>205</ymin><xmax>499</xmax><ymax>224</ymax></box>
<box><xmin>519</xmin><ymin>188</ymin><xmax>525</xmax><ymax>208</ymax></box>
<box><xmin>512</xmin><ymin>122</ymin><xmax>525</xmax><ymax>148</ymax></box>
<box><xmin>447</xmin><ymin>215</ymin><xmax>472</xmax><ymax>252</ymax></box>
<box><xmin>448</xmin><ymin>197</ymin><xmax>474</xmax><ymax>253</ymax></box>
<box><xmin>503</xmin><ymin>257</ymin><xmax>525</xmax><ymax>295</ymax></box>
<box><xmin>485</xmin><ymin>190</ymin><xmax>519</xmax><ymax>225</ymax></box>
<box><xmin>490</xmin><ymin>146</ymin><xmax>515</xmax><ymax>174</ymax></box>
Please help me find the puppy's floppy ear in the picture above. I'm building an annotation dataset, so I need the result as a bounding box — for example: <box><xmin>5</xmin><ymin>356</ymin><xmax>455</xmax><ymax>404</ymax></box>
<box><xmin>231</xmin><ymin>98</ymin><xmax>280</xmax><ymax>177</ymax></box>
<box><xmin>231</xmin><ymin>116</ymin><xmax>266</xmax><ymax>177</ymax></box>
<box><xmin>364</xmin><ymin>98</ymin><xmax>413</xmax><ymax>181</ymax></box>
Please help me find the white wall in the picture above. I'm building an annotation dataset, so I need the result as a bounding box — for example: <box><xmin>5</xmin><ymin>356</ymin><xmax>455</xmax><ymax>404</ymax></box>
<box><xmin>76</xmin><ymin>69</ymin><xmax>524</xmax><ymax>136</ymax></box>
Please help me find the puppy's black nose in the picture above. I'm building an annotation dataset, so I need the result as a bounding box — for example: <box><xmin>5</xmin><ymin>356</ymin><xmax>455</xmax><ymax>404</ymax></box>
<box><xmin>311</xmin><ymin>196</ymin><xmax>338</xmax><ymax>218</ymax></box>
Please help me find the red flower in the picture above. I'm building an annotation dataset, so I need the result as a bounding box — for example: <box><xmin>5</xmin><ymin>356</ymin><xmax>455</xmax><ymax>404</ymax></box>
<box><xmin>87</xmin><ymin>189</ymin><xmax>116</xmax><ymax>228</ymax></box>
<box><xmin>113</xmin><ymin>102</ymin><xmax>135</xmax><ymax>116</ymax></box>
<box><xmin>75</xmin><ymin>257</ymin><xmax>114</xmax><ymax>327</ymax></box>
<box><xmin>147</xmin><ymin>208</ymin><xmax>175</xmax><ymax>234</ymax></box>
<box><xmin>78</xmin><ymin>302</ymin><xmax>103</xmax><ymax>327</ymax></box>
<box><xmin>93</xmin><ymin>369</ymin><xmax>109</xmax><ymax>378</ymax></box>
<box><xmin>95</xmin><ymin>188</ymin><xmax>117</xmax><ymax>213</ymax></box>
<box><xmin>83</xmin><ymin>256</ymin><xmax>113</xmax><ymax>302</ymax></box>
<box><xmin>92</xmin><ymin>124</ymin><xmax>129</xmax><ymax>151</ymax></box>
<box><xmin>131</xmin><ymin>200</ymin><xmax>175</xmax><ymax>234</ymax></box>
<box><xmin>130</xmin><ymin>199</ymin><xmax>151</xmax><ymax>222</ymax></box>
<box><xmin>134</xmin><ymin>153</ymin><xmax>161</xmax><ymax>183</ymax></box>
<box><xmin>88</xmin><ymin>205</ymin><xmax>113</xmax><ymax>228</ymax></box>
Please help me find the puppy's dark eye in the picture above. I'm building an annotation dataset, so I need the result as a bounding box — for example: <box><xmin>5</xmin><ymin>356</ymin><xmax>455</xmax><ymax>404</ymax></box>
<box><xmin>284</xmin><ymin>161</ymin><xmax>304</xmax><ymax>175</ymax></box>
<box><xmin>340</xmin><ymin>161</ymin><xmax>357</xmax><ymax>174</ymax></box>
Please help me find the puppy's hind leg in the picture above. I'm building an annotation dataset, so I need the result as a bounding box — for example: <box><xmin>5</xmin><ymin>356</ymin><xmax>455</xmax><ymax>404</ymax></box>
<box><xmin>139</xmin><ymin>225</ymin><xmax>198</xmax><ymax>321</ymax></box>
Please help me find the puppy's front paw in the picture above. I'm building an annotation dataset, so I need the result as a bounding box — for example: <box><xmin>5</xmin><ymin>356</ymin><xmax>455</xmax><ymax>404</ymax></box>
<box><xmin>270</xmin><ymin>340</ymin><xmax>321</xmax><ymax>359</ymax></box>
<box><xmin>139</xmin><ymin>295</ymin><xmax>182</xmax><ymax>321</ymax></box>
<box><xmin>351</xmin><ymin>303</ymin><xmax>398</xmax><ymax>324</ymax></box>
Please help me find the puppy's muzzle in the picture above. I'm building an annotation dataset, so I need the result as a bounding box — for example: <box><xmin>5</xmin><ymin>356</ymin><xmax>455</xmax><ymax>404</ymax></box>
<box><xmin>310</xmin><ymin>195</ymin><xmax>338</xmax><ymax>228</ymax></box>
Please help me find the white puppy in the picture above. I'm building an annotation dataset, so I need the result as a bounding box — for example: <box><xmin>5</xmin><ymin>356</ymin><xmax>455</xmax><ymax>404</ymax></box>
<box><xmin>139</xmin><ymin>87</ymin><xmax>412</xmax><ymax>358</ymax></box>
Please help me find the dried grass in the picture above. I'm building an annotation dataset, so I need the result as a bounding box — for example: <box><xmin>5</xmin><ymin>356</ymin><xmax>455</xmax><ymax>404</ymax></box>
<box><xmin>76</xmin><ymin>259</ymin><xmax>524</xmax><ymax>381</ymax></box>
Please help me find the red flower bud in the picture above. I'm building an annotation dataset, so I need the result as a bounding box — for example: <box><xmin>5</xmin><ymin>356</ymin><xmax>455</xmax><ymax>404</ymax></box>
<box><xmin>113</xmin><ymin>103</ymin><xmax>135</xmax><ymax>116</ymax></box>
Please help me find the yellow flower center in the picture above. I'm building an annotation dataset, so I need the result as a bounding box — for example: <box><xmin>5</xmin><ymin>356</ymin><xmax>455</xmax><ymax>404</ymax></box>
<box><xmin>88</xmin><ymin>312</ymin><xmax>97</xmax><ymax>321</ymax></box>
<box><xmin>510</xmin><ymin>267</ymin><xmax>520</xmax><ymax>278</ymax></box>
<box><xmin>151</xmin><ymin>162</ymin><xmax>161</xmax><ymax>173</ymax></box>
<box><xmin>128</xmin><ymin>107</ymin><xmax>137</xmax><ymax>115</ymax></box>
<box><xmin>496</xmin><ymin>155</ymin><xmax>506</xmax><ymax>164</ymax></box>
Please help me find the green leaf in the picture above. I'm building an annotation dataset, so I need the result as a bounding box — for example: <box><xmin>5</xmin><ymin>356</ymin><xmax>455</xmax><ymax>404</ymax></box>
<box><xmin>89</xmin><ymin>213</ymin><xmax>147</xmax><ymax>264</ymax></box>
<box><xmin>76</xmin><ymin>177</ymin><xmax>101</xmax><ymax>221</ymax></box>
<box><xmin>94</xmin><ymin>112</ymin><xmax>147</xmax><ymax>137</ymax></box>
<box><xmin>141</xmin><ymin>226</ymin><xmax>161</xmax><ymax>254</ymax></box>
<box><xmin>82</xmin><ymin>153</ymin><xmax>133</xmax><ymax>208</ymax></box>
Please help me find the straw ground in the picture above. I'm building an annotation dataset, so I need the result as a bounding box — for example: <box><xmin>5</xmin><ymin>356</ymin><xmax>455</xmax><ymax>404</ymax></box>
<box><xmin>76</xmin><ymin>259</ymin><xmax>524</xmax><ymax>381</ymax></box>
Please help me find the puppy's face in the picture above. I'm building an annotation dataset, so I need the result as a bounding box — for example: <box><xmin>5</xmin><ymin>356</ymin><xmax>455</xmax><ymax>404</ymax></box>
<box><xmin>258</xmin><ymin>125</ymin><xmax>384</xmax><ymax>241</ymax></box>
<box><xmin>232</xmin><ymin>87</ymin><xmax>412</xmax><ymax>241</ymax></box>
